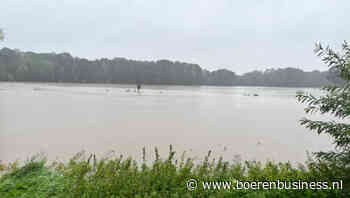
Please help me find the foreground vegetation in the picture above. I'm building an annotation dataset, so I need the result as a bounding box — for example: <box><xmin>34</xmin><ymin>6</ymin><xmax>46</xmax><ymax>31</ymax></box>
<box><xmin>0</xmin><ymin>148</ymin><xmax>347</xmax><ymax>198</ymax></box>
<box><xmin>297</xmin><ymin>41</ymin><xmax>350</xmax><ymax>194</ymax></box>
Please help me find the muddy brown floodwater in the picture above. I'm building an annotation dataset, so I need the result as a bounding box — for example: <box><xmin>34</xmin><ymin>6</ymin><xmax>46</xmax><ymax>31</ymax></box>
<box><xmin>0</xmin><ymin>82</ymin><xmax>332</xmax><ymax>164</ymax></box>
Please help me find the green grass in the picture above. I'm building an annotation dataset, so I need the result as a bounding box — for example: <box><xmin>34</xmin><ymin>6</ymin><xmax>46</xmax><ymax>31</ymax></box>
<box><xmin>0</xmin><ymin>147</ymin><xmax>347</xmax><ymax>198</ymax></box>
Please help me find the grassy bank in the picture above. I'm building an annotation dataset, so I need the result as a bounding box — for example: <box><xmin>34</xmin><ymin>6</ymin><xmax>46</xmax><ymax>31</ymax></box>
<box><xmin>0</xmin><ymin>147</ymin><xmax>346</xmax><ymax>198</ymax></box>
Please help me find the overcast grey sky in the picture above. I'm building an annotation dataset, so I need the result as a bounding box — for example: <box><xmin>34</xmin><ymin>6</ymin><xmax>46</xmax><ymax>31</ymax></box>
<box><xmin>1</xmin><ymin>0</ymin><xmax>349</xmax><ymax>74</ymax></box>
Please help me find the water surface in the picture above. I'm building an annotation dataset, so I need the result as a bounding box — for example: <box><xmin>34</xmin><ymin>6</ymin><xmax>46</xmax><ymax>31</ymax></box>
<box><xmin>0</xmin><ymin>82</ymin><xmax>332</xmax><ymax>163</ymax></box>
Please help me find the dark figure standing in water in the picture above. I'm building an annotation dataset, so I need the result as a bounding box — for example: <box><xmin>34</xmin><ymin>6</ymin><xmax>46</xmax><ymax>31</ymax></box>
<box><xmin>137</xmin><ymin>84</ymin><xmax>141</xmax><ymax>93</ymax></box>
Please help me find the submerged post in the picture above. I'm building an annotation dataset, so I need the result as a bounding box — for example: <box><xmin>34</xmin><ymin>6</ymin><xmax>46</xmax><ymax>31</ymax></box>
<box><xmin>137</xmin><ymin>83</ymin><xmax>141</xmax><ymax>93</ymax></box>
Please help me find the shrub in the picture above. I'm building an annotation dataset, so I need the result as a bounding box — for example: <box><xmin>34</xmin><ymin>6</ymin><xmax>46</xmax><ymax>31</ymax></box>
<box><xmin>0</xmin><ymin>147</ymin><xmax>344</xmax><ymax>198</ymax></box>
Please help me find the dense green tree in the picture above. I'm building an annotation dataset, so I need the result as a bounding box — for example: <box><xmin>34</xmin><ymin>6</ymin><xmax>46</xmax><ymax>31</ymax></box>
<box><xmin>297</xmin><ymin>41</ymin><xmax>350</xmax><ymax>191</ymax></box>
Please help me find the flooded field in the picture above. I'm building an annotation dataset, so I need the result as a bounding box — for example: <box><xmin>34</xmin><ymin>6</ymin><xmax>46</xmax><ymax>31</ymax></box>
<box><xmin>0</xmin><ymin>82</ymin><xmax>332</xmax><ymax>163</ymax></box>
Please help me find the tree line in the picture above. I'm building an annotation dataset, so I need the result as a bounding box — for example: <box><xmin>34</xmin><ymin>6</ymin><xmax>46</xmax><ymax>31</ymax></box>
<box><xmin>0</xmin><ymin>47</ymin><xmax>333</xmax><ymax>87</ymax></box>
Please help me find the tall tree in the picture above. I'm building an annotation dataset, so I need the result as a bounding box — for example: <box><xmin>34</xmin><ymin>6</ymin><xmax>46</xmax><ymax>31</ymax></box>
<box><xmin>297</xmin><ymin>41</ymin><xmax>350</xmax><ymax>191</ymax></box>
